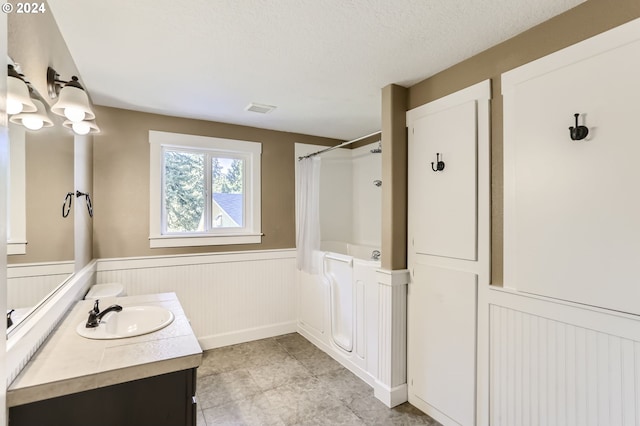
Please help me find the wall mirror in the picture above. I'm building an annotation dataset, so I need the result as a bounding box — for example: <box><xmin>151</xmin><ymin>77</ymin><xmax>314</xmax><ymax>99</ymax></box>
<box><xmin>6</xmin><ymin>6</ymin><xmax>81</xmax><ymax>335</ymax></box>
<box><xmin>6</xmin><ymin>61</ymin><xmax>75</xmax><ymax>333</ymax></box>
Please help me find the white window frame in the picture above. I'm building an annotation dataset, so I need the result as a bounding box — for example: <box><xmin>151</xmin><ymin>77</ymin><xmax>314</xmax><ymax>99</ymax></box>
<box><xmin>8</xmin><ymin>124</ymin><xmax>27</xmax><ymax>255</ymax></box>
<box><xmin>149</xmin><ymin>130</ymin><xmax>262</xmax><ymax>248</ymax></box>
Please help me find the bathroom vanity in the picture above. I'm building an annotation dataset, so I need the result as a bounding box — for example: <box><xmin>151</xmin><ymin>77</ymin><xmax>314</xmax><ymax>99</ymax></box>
<box><xmin>6</xmin><ymin>293</ymin><xmax>202</xmax><ymax>426</ymax></box>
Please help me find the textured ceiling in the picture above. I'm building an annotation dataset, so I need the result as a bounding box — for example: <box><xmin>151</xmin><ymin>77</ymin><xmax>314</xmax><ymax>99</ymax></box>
<box><xmin>47</xmin><ymin>0</ymin><xmax>584</xmax><ymax>140</ymax></box>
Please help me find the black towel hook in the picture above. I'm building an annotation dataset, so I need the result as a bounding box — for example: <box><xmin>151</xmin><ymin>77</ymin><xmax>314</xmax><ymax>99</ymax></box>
<box><xmin>431</xmin><ymin>153</ymin><xmax>445</xmax><ymax>172</ymax></box>
<box><xmin>569</xmin><ymin>113</ymin><xmax>589</xmax><ymax>141</ymax></box>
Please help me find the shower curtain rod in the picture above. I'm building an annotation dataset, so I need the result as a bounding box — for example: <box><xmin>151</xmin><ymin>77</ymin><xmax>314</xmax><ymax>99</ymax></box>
<box><xmin>297</xmin><ymin>130</ymin><xmax>381</xmax><ymax>161</ymax></box>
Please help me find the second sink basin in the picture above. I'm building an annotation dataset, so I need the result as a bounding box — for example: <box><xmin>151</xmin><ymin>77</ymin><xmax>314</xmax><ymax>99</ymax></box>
<box><xmin>76</xmin><ymin>305</ymin><xmax>175</xmax><ymax>340</ymax></box>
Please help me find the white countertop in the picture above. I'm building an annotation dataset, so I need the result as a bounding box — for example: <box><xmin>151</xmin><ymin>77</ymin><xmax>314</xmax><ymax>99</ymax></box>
<box><xmin>7</xmin><ymin>292</ymin><xmax>202</xmax><ymax>407</ymax></box>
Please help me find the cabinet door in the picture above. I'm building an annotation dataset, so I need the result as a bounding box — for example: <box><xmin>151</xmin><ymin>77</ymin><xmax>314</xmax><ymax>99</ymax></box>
<box><xmin>9</xmin><ymin>369</ymin><xmax>197</xmax><ymax>426</ymax></box>
<box><xmin>504</xmin><ymin>35</ymin><xmax>640</xmax><ymax>315</ymax></box>
<box><xmin>409</xmin><ymin>100</ymin><xmax>477</xmax><ymax>261</ymax></box>
<box><xmin>408</xmin><ymin>263</ymin><xmax>477</xmax><ymax>426</ymax></box>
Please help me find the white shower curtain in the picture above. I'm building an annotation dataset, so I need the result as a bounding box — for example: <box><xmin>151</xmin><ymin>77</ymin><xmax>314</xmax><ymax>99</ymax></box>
<box><xmin>296</xmin><ymin>156</ymin><xmax>321</xmax><ymax>274</ymax></box>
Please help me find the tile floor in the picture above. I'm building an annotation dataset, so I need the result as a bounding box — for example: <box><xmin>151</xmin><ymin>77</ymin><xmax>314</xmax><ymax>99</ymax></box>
<box><xmin>196</xmin><ymin>333</ymin><xmax>441</xmax><ymax>425</ymax></box>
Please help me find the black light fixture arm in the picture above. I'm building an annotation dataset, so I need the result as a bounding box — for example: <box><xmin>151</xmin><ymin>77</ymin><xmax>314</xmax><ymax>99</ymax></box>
<box><xmin>9</xmin><ymin>64</ymin><xmax>41</xmax><ymax>99</ymax></box>
<box><xmin>47</xmin><ymin>67</ymin><xmax>86</xmax><ymax>99</ymax></box>
<box><xmin>8</xmin><ymin>64</ymin><xmax>27</xmax><ymax>82</ymax></box>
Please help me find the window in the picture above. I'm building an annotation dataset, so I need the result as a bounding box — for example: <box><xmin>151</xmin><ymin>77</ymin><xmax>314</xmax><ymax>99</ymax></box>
<box><xmin>149</xmin><ymin>131</ymin><xmax>262</xmax><ymax>248</ymax></box>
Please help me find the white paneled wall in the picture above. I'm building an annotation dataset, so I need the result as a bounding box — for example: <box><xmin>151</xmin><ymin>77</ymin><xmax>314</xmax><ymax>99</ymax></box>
<box><xmin>487</xmin><ymin>18</ymin><xmax>640</xmax><ymax>426</ymax></box>
<box><xmin>488</xmin><ymin>289</ymin><xmax>640</xmax><ymax>426</ymax></box>
<box><xmin>7</xmin><ymin>262</ymin><xmax>74</xmax><ymax>309</ymax></box>
<box><xmin>96</xmin><ymin>250</ymin><xmax>297</xmax><ymax>349</ymax></box>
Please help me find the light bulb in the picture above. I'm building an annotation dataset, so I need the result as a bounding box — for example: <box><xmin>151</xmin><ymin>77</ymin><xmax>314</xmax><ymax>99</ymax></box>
<box><xmin>7</xmin><ymin>99</ymin><xmax>23</xmax><ymax>115</ymax></box>
<box><xmin>64</xmin><ymin>107</ymin><xmax>85</xmax><ymax>122</ymax></box>
<box><xmin>22</xmin><ymin>116</ymin><xmax>44</xmax><ymax>131</ymax></box>
<box><xmin>72</xmin><ymin>121</ymin><xmax>91</xmax><ymax>135</ymax></box>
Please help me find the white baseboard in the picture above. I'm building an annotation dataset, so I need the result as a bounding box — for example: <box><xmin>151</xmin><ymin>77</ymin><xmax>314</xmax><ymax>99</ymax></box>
<box><xmin>409</xmin><ymin>396</ymin><xmax>462</xmax><ymax>426</ymax></box>
<box><xmin>374</xmin><ymin>381</ymin><xmax>408</xmax><ymax>408</ymax></box>
<box><xmin>198</xmin><ymin>321</ymin><xmax>297</xmax><ymax>350</ymax></box>
<box><xmin>297</xmin><ymin>323</ymin><xmax>378</xmax><ymax>389</ymax></box>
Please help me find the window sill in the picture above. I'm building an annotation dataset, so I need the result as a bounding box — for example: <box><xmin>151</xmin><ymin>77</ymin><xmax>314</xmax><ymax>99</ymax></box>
<box><xmin>149</xmin><ymin>233</ymin><xmax>262</xmax><ymax>248</ymax></box>
<box><xmin>8</xmin><ymin>241</ymin><xmax>27</xmax><ymax>255</ymax></box>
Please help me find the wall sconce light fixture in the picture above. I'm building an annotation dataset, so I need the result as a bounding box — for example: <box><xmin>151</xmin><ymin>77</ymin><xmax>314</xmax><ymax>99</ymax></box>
<box><xmin>47</xmin><ymin>66</ymin><xmax>95</xmax><ymax>122</ymax></box>
<box><xmin>10</xmin><ymin>98</ymin><xmax>54</xmax><ymax>130</ymax></box>
<box><xmin>7</xmin><ymin>64</ymin><xmax>36</xmax><ymax>115</ymax></box>
<box><xmin>62</xmin><ymin>119</ymin><xmax>100</xmax><ymax>135</ymax></box>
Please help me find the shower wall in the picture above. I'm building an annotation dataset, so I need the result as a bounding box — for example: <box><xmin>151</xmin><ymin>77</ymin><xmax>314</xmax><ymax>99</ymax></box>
<box><xmin>351</xmin><ymin>143</ymin><xmax>382</xmax><ymax>247</ymax></box>
<box><xmin>295</xmin><ymin>141</ymin><xmax>382</xmax><ymax>247</ymax></box>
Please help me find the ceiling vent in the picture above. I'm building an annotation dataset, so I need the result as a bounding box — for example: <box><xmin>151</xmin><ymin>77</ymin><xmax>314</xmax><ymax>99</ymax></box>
<box><xmin>245</xmin><ymin>102</ymin><xmax>277</xmax><ymax>114</ymax></box>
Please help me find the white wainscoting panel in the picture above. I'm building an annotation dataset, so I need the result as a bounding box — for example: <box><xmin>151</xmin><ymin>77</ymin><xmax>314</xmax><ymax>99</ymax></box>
<box><xmin>489</xmin><ymin>299</ymin><xmax>640</xmax><ymax>426</ymax></box>
<box><xmin>374</xmin><ymin>268</ymin><xmax>409</xmax><ymax>408</ymax></box>
<box><xmin>96</xmin><ymin>249</ymin><xmax>297</xmax><ymax>350</ymax></box>
<box><xmin>7</xmin><ymin>261</ymin><xmax>74</xmax><ymax>309</ymax></box>
<box><xmin>7</xmin><ymin>261</ymin><xmax>95</xmax><ymax>385</ymax></box>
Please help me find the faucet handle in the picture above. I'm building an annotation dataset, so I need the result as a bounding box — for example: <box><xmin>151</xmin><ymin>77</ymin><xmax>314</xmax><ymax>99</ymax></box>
<box><xmin>86</xmin><ymin>300</ymin><xmax>101</xmax><ymax>328</ymax></box>
<box><xmin>92</xmin><ymin>299</ymin><xmax>100</xmax><ymax>314</ymax></box>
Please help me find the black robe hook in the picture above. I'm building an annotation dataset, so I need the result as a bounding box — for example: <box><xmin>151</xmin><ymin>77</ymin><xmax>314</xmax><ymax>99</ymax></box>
<box><xmin>569</xmin><ymin>113</ymin><xmax>589</xmax><ymax>141</ymax></box>
<box><xmin>431</xmin><ymin>153</ymin><xmax>445</xmax><ymax>172</ymax></box>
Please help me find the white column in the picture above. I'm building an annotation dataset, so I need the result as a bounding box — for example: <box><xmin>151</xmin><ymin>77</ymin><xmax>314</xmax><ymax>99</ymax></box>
<box><xmin>374</xmin><ymin>267</ymin><xmax>409</xmax><ymax>407</ymax></box>
<box><xmin>74</xmin><ymin>134</ymin><xmax>93</xmax><ymax>271</ymax></box>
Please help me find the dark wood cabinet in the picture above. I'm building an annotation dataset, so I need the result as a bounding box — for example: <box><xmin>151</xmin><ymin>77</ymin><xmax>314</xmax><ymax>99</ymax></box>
<box><xmin>9</xmin><ymin>368</ymin><xmax>197</xmax><ymax>426</ymax></box>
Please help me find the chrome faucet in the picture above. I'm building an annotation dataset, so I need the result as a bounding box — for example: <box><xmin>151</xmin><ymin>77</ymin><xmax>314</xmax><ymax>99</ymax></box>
<box><xmin>372</xmin><ymin>250</ymin><xmax>381</xmax><ymax>261</ymax></box>
<box><xmin>86</xmin><ymin>299</ymin><xmax>123</xmax><ymax>328</ymax></box>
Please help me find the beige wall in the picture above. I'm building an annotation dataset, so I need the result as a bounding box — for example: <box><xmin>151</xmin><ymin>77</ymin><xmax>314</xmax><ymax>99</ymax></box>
<box><xmin>18</xmin><ymin>129</ymin><xmax>74</xmax><ymax>263</ymax></box>
<box><xmin>7</xmin><ymin>4</ymin><xmax>78</xmax><ymax>264</ymax></box>
<box><xmin>381</xmin><ymin>84</ymin><xmax>408</xmax><ymax>271</ymax></box>
<box><xmin>92</xmin><ymin>106</ymin><xmax>341</xmax><ymax>259</ymax></box>
<box><xmin>407</xmin><ymin>0</ymin><xmax>640</xmax><ymax>284</ymax></box>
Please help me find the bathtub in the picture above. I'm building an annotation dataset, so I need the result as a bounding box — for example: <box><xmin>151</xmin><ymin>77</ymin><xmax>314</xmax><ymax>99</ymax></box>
<box><xmin>297</xmin><ymin>241</ymin><xmax>381</xmax><ymax>386</ymax></box>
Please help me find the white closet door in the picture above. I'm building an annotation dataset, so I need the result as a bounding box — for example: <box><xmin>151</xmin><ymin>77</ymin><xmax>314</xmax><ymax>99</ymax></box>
<box><xmin>409</xmin><ymin>263</ymin><xmax>477</xmax><ymax>426</ymax></box>
<box><xmin>407</xmin><ymin>80</ymin><xmax>490</xmax><ymax>426</ymax></box>
<box><xmin>410</xmin><ymin>100</ymin><xmax>477</xmax><ymax>261</ymax></box>
<box><xmin>503</xmin><ymin>27</ymin><xmax>640</xmax><ymax>315</ymax></box>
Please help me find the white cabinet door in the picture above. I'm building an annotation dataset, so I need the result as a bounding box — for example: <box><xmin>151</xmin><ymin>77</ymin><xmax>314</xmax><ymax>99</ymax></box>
<box><xmin>409</xmin><ymin>263</ymin><xmax>477</xmax><ymax>426</ymax></box>
<box><xmin>407</xmin><ymin>80</ymin><xmax>490</xmax><ymax>426</ymax></box>
<box><xmin>409</xmin><ymin>100</ymin><xmax>477</xmax><ymax>261</ymax></box>
<box><xmin>503</xmin><ymin>32</ymin><xmax>640</xmax><ymax>315</ymax></box>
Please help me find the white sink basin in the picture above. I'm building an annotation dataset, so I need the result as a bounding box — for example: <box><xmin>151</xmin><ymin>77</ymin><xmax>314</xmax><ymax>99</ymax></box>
<box><xmin>76</xmin><ymin>305</ymin><xmax>175</xmax><ymax>340</ymax></box>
